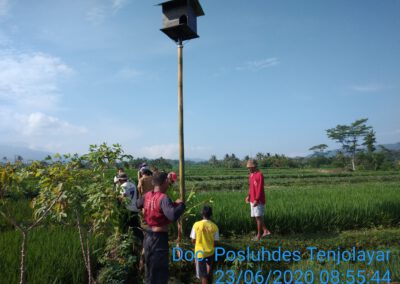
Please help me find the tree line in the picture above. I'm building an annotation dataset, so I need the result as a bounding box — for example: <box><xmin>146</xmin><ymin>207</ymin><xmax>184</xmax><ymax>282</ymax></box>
<box><xmin>207</xmin><ymin>118</ymin><xmax>400</xmax><ymax>171</ymax></box>
<box><xmin>2</xmin><ymin>119</ymin><xmax>399</xmax><ymax>171</ymax></box>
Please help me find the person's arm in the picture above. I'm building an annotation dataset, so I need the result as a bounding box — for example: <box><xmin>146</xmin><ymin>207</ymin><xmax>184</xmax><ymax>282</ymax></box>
<box><xmin>137</xmin><ymin>178</ymin><xmax>143</xmax><ymax>195</ymax></box>
<box><xmin>136</xmin><ymin>196</ymin><xmax>144</xmax><ymax>209</ymax></box>
<box><xmin>245</xmin><ymin>176</ymin><xmax>251</xmax><ymax>203</ymax></box>
<box><xmin>160</xmin><ymin>197</ymin><xmax>185</xmax><ymax>221</ymax></box>
<box><xmin>123</xmin><ymin>186</ymin><xmax>128</xmax><ymax>197</ymax></box>
<box><xmin>254</xmin><ymin>173</ymin><xmax>263</xmax><ymax>203</ymax></box>
<box><xmin>190</xmin><ymin>226</ymin><xmax>196</xmax><ymax>244</ymax></box>
<box><xmin>214</xmin><ymin>229</ymin><xmax>220</xmax><ymax>247</ymax></box>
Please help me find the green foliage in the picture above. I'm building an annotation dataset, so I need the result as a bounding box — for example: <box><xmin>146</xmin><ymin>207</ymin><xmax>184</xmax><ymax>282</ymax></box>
<box><xmin>83</xmin><ymin>143</ymin><xmax>133</xmax><ymax>173</ymax></box>
<box><xmin>309</xmin><ymin>144</ymin><xmax>328</xmax><ymax>153</ymax></box>
<box><xmin>254</xmin><ymin>153</ymin><xmax>301</xmax><ymax>168</ymax></box>
<box><xmin>363</xmin><ymin>130</ymin><xmax>377</xmax><ymax>153</ymax></box>
<box><xmin>307</xmin><ymin>155</ymin><xmax>332</xmax><ymax>168</ymax></box>
<box><xmin>222</xmin><ymin>153</ymin><xmax>242</xmax><ymax>168</ymax></box>
<box><xmin>167</xmin><ymin>184</ymin><xmax>213</xmax><ymax>224</ymax></box>
<box><xmin>0</xmin><ymin>143</ymin><xmax>138</xmax><ymax>284</ymax></box>
<box><xmin>208</xmin><ymin>155</ymin><xmax>219</xmax><ymax>167</ymax></box>
<box><xmin>356</xmin><ymin>146</ymin><xmax>399</xmax><ymax>171</ymax></box>
<box><xmin>330</xmin><ymin>151</ymin><xmax>349</xmax><ymax>169</ymax></box>
<box><xmin>0</xmin><ymin>161</ymin><xmax>25</xmax><ymax>200</ymax></box>
<box><xmin>150</xmin><ymin>157</ymin><xmax>173</xmax><ymax>171</ymax></box>
<box><xmin>31</xmin><ymin>143</ymin><xmax>130</xmax><ymax>233</ymax></box>
<box><xmin>97</xmin><ymin>230</ymin><xmax>139</xmax><ymax>284</ymax></box>
<box><xmin>1</xmin><ymin>145</ymin><xmax>400</xmax><ymax>283</ymax></box>
<box><xmin>326</xmin><ymin>118</ymin><xmax>372</xmax><ymax>170</ymax></box>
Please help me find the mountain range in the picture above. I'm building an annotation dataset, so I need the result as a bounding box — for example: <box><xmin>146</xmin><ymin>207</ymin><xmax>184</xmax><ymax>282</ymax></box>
<box><xmin>0</xmin><ymin>145</ymin><xmax>52</xmax><ymax>162</ymax></box>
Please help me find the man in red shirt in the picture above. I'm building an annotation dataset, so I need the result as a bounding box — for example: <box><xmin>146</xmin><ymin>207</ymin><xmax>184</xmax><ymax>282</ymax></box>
<box><xmin>245</xmin><ymin>159</ymin><xmax>271</xmax><ymax>240</ymax></box>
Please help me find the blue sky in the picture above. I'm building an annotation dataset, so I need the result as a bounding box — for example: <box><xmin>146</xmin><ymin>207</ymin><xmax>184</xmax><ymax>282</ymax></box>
<box><xmin>0</xmin><ymin>0</ymin><xmax>399</xmax><ymax>159</ymax></box>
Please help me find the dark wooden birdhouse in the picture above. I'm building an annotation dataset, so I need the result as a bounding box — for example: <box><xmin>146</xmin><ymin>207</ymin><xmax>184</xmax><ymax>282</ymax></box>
<box><xmin>159</xmin><ymin>0</ymin><xmax>205</xmax><ymax>42</ymax></box>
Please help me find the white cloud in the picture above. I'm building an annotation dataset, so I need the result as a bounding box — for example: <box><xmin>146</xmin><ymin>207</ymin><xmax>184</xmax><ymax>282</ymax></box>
<box><xmin>236</xmin><ymin>58</ymin><xmax>280</xmax><ymax>72</ymax></box>
<box><xmin>0</xmin><ymin>109</ymin><xmax>88</xmax><ymax>152</ymax></box>
<box><xmin>0</xmin><ymin>31</ymin><xmax>12</xmax><ymax>46</ymax></box>
<box><xmin>141</xmin><ymin>144</ymin><xmax>179</xmax><ymax>159</ymax></box>
<box><xmin>86</xmin><ymin>0</ymin><xmax>130</xmax><ymax>25</ymax></box>
<box><xmin>140</xmin><ymin>144</ymin><xmax>210</xmax><ymax>159</ymax></box>
<box><xmin>0</xmin><ymin>0</ymin><xmax>10</xmax><ymax>18</ymax></box>
<box><xmin>213</xmin><ymin>67</ymin><xmax>230</xmax><ymax>77</ymax></box>
<box><xmin>0</xmin><ymin>51</ymin><xmax>72</xmax><ymax>110</ymax></box>
<box><xmin>86</xmin><ymin>6</ymin><xmax>106</xmax><ymax>25</ymax></box>
<box><xmin>350</xmin><ymin>84</ymin><xmax>391</xmax><ymax>93</ymax></box>
<box><xmin>14</xmin><ymin>112</ymin><xmax>87</xmax><ymax>136</ymax></box>
<box><xmin>0</xmin><ymin>110</ymin><xmax>80</xmax><ymax>154</ymax></box>
<box><xmin>115</xmin><ymin>67</ymin><xmax>142</xmax><ymax>81</ymax></box>
<box><xmin>0</xmin><ymin>51</ymin><xmax>90</xmax><ymax>153</ymax></box>
<box><xmin>111</xmin><ymin>0</ymin><xmax>129</xmax><ymax>14</ymax></box>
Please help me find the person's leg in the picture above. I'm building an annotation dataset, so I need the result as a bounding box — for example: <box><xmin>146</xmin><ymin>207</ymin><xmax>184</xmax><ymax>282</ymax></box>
<box><xmin>259</xmin><ymin>205</ymin><xmax>270</xmax><ymax>236</ymax></box>
<box><xmin>196</xmin><ymin>259</ymin><xmax>208</xmax><ymax>284</ymax></box>
<box><xmin>143</xmin><ymin>233</ymin><xmax>151</xmax><ymax>283</ymax></box>
<box><xmin>130</xmin><ymin>213</ymin><xmax>144</xmax><ymax>242</ymax></box>
<box><xmin>262</xmin><ymin>221</ymin><xmax>270</xmax><ymax>236</ymax></box>
<box><xmin>250</xmin><ymin>203</ymin><xmax>259</xmax><ymax>239</ymax></box>
<box><xmin>205</xmin><ymin>256</ymin><xmax>214</xmax><ymax>284</ymax></box>
<box><xmin>149</xmin><ymin>250</ymin><xmax>168</xmax><ymax>284</ymax></box>
<box><xmin>255</xmin><ymin>217</ymin><xmax>262</xmax><ymax>239</ymax></box>
<box><xmin>257</xmin><ymin>217</ymin><xmax>271</xmax><ymax>236</ymax></box>
<box><xmin>147</xmin><ymin>232</ymin><xmax>169</xmax><ymax>284</ymax></box>
<box><xmin>255</xmin><ymin>205</ymin><xmax>270</xmax><ymax>237</ymax></box>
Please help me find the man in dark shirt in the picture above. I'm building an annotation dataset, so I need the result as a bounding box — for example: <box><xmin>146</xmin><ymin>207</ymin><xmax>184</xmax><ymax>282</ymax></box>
<box><xmin>136</xmin><ymin>171</ymin><xmax>185</xmax><ymax>284</ymax></box>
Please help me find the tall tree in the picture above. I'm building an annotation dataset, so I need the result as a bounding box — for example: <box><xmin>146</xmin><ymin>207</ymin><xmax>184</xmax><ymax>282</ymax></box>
<box><xmin>208</xmin><ymin>155</ymin><xmax>218</xmax><ymax>167</ymax></box>
<box><xmin>363</xmin><ymin>130</ymin><xmax>377</xmax><ymax>153</ymax></box>
<box><xmin>326</xmin><ymin>118</ymin><xmax>372</xmax><ymax>170</ymax></box>
<box><xmin>309</xmin><ymin>144</ymin><xmax>328</xmax><ymax>155</ymax></box>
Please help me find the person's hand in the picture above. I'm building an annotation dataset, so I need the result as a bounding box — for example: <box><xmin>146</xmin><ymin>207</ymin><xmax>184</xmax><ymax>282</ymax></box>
<box><xmin>245</xmin><ymin>196</ymin><xmax>250</xmax><ymax>203</ymax></box>
<box><xmin>175</xmin><ymin>198</ymin><xmax>183</xmax><ymax>204</ymax></box>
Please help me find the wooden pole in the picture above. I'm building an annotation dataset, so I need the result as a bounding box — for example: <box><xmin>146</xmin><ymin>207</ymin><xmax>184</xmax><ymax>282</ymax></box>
<box><xmin>178</xmin><ymin>39</ymin><xmax>185</xmax><ymax>202</ymax></box>
<box><xmin>177</xmin><ymin>39</ymin><xmax>184</xmax><ymax>242</ymax></box>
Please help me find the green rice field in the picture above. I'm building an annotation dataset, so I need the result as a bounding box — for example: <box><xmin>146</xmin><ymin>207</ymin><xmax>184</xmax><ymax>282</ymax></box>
<box><xmin>1</xmin><ymin>167</ymin><xmax>399</xmax><ymax>283</ymax></box>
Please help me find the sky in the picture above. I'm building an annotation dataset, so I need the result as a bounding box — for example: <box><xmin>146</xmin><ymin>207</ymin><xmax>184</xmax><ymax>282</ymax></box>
<box><xmin>0</xmin><ymin>0</ymin><xmax>399</xmax><ymax>159</ymax></box>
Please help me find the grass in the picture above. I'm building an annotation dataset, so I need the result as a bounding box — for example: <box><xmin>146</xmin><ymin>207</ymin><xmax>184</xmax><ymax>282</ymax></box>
<box><xmin>1</xmin><ymin>167</ymin><xmax>399</xmax><ymax>283</ymax></box>
<box><xmin>0</xmin><ymin>226</ymin><xmax>105</xmax><ymax>284</ymax></box>
<box><xmin>180</xmin><ymin>182</ymin><xmax>400</xmax><ymax>235</ymax></box>
<box><xmin>170</xmin><ymin>228</ymin><xmax>400</xmax><ymax>283</ymax></box>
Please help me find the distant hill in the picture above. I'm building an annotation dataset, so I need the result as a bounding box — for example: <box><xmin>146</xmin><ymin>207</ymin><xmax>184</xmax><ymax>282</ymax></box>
<box><xmin>0</xmin><ymin>145</ymin><xmax>52</xmax><ymax>162</ymax></box>
<box><xmin>381</xmin><ymin>142</ymin><xmax>400</xmax><ymax>151</ymax></box>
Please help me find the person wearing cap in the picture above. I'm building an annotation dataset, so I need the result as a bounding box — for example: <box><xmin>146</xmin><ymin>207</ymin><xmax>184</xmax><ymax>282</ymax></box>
<box><xmin>136</xmin><ymin>171</ymin><xmax>185</xmax><ymax>284</ymax></box>
<box><xmin>117</xmin><ymin>173</ymin><xmax>143</xmax><ymax>241</ymax></box>
<box><xmin>113</xmin><ymin>168</ymin><xmax>125</xmax><ymax>189</ymax></box>
<box><xmin>167</xmin><ymin>171</ymin><xmax>177</xmax><ymax>185</ymax></box>
<box><xmin>137</xmin><ymin>162</ymin><xmax>149</xmax><ymax>181</ymax></box>
<box><xmin>138</xmin><ymin>168</ymin><xmax>153</xmax><ymax>195</ymax></box>
<box><xmin>244</xmin><ymin>159</ymin><xmax>271</xmax><ymax>240</ymax></box>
